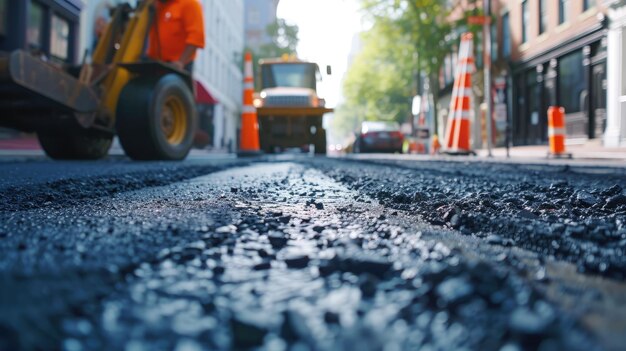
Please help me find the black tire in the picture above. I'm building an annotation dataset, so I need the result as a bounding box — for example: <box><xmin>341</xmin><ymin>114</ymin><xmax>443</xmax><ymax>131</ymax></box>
<box><xmin>38</xmin><ymin>132</ymin><xmax>112</xmax><ymax>160</ymax></box>
<box><xmin>314</xmin><ymin>129</ymin><xmax>327</xmax><ymax>155</ymax></box>
<box><xmin>116</xmin><ymin>74</ymin><xmax>197</xmax><ymax>160</ymax></box>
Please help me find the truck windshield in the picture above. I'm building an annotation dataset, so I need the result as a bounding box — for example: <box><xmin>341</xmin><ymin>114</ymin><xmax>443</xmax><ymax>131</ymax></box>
<box><xmin>261</xmin><ymin>63</ymin><xmax>317</xmax><ymax>90</ymax></box>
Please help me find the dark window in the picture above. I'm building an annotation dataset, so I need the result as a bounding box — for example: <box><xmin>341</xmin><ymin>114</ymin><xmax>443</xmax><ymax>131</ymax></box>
<box><xmin>521</xmin><ymin>1</ymin><xmax>529</xmax><ymax>43</ymax></box>
<box><xmin>50</xmin><ymin>14</ymin><xmax>69</xmax><ymax>61</ymax></box>
<box><xmin>491</xmin><ymin>23</ymin><xmax>498</xmax><ymax>62</ymax></box>
<box><xmin>558</xmin><ymin>50</ymin><xmax>586</xmax><ymax>113</ymax></box>
<box><xmin>583</xmin><ymin>0</ymin><xmax>594</xmax><ymax>11</ymax></box>
<box><xmin>27</xmin><ymin>1</ymin><xmax>46</xmax><ymax>49</ymax></box>
<box><xmin>502</xmin><ymin>13</ymin><xmax>511</xmax><ymax>57</ymax></box>
<box><xmin>559</xmin><ymin>0</ymin><xmax>569</xmax><ymax>24</ymax></box>
<box><xmin>526</xmin><ymin>69</ymin><xmax>539</xmax><ymax>130</ymax></box>
<box><xmin>261</xmin><ymin>63</ymin><xmax>317</xmax><ymax>90</ymax></box>
<box><xmin>0</xmin><ymin>0</ymin><xmax>7</xmax><ymax>36</ymax></box>
<box><xmin>539</xmin><ymin>0</ymin><xmax>548</xmax><ymax>34</ymax></box>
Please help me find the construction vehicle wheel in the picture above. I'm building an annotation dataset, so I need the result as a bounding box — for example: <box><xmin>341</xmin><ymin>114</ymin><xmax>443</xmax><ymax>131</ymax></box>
<box><xmin>116</xmin><ymin>74</ymin><xmax>196</xmax><ymax>160</ymax></box>
<box><xmin>38</xmin><ymin>132</ymin><xmax>112</xmax><ymax>160</ymax></box>
<box><xmin>314</xmin><ymin>129</ymin><xmax>327</xmax><ymax>155</ymax></box>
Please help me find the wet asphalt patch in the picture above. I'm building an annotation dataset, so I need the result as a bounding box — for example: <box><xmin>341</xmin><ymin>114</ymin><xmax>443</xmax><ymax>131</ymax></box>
<box><xmin>0</xmin><ymin>160</ymin><xmax>623</xmax><ymax>350</ymax></box>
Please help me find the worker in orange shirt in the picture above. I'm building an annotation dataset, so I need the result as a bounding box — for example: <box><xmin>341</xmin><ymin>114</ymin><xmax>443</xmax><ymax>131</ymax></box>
<box><xmin>147</xmin><ymin>0</ymin><xmax>205</xmax><ymax>72</ymax></box>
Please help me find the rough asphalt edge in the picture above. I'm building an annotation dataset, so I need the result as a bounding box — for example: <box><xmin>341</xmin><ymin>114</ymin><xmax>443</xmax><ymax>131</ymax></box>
<box><xmin>0</xmin><ymin>161</ymin><xmax>249</xmax><ymax>213</ymax></box>
<box><xmin>386</xmin><ymin>209</ymin><xmax>626</xmax><ymax>351</ymax></box>
<box><xmin>339</xmin><ymin>156</ymin><xmax>626</xmax><ymax>176</ymax></box>
<box><xmin>302</xmin><ymin>160</ymin><xmax>626</xmax><ymax>350</ymax></box>
<box><xmin>312</xmin><ymin>158</ymin><xmax>626</xmax><ymax>280</ymax></box>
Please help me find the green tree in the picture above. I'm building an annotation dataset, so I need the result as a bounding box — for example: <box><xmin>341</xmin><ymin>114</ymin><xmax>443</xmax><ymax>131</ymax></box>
<box><xmin>360</xmin><ymin>0</ymin><xmax>456</xmax><ymax>133</ymax></box>
<box><xmin>333</xmin><ymin>23</ymin><xmax>416</xmax><ymax>141</ymax></box>
<box><xmin>245</xmin><ymin>19</ymin><xmax>299</xmax><ymax>90</ymax></box>
<box><xmin>258</xmin><ymin>19</ymin><xmax>299</xmax><ymax>58</ymax></box>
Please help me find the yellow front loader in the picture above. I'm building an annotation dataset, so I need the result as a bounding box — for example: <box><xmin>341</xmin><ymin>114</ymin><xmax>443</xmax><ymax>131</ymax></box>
<box><xmin>0</xmin><ymin>0</ymin><xmax>196</xmax><ymax>160</ymax></box>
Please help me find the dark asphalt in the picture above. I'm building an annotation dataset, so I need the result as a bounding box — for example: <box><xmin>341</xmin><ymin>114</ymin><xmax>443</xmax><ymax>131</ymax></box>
<box><xmin>0</xmin><ymin>156</ymin><xmax>625</xmax><ymax>351</ymax></box>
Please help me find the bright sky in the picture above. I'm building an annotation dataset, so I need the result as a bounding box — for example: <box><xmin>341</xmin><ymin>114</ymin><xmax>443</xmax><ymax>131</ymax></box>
<box><xmin>277</xmin><ymin>0</ymin><xmax>364</xmax><ymax>108</ymax></box>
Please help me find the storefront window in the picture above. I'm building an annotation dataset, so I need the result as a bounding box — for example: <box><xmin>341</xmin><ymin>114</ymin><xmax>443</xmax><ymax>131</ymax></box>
<box><xmin>526</xmin><ymin>70</ymin><xmax>538</xmax><ymax>126</ymax></box>
<box><xmin>50</xmin><ymin>14</ymin><xmax>69</xmax><ymax>61</ymax></box>
<box><xmin>27</xmin><ymin>1</ymin><xmax>45</xmax><ymax>49</ymax></box>
<box><xmin>558</xmin><ymin>50</ymin><xmax>585</xmax><ymax>113</ymax></box>
<box><xmin>0</xmin><ymin>0</ymin><xmax>7</xmax><ymax>36</ymax></box>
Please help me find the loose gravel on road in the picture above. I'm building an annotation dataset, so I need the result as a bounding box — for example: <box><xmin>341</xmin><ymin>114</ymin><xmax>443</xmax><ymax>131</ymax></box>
<box><xmin>312</xmin><ymin>159</ymin><xmax>626</xmax><ymax>281</ymax></box>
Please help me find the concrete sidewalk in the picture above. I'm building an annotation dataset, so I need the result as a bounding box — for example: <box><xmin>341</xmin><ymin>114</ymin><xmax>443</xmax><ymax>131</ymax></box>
<box><xmin>475</xmin><ymin>140</ymin><xmax>626</xmax><ymax>162</ymax></box>
<box><xmin>0</xmin><ymin>135</ymin><xmax>43</xmax><ymax>157</ymax></box>
<box><xmin>343</xmin><ymin>140</ymin><xmax>626</xmax><ymax>168</ymax></box>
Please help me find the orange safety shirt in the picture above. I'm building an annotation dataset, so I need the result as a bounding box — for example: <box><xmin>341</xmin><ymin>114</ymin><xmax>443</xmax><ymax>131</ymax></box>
<box><xmin>147</xmin><ymin>0</ymin><xmax>205</xmax><ymax>63</ymax></box>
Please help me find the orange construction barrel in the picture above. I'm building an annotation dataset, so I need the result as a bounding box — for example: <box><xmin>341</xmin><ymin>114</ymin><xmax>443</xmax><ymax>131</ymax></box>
<box><xmin>547</xmin><ymin>106</ymin><xmax>569</xmax><ymax>157</ymax></box>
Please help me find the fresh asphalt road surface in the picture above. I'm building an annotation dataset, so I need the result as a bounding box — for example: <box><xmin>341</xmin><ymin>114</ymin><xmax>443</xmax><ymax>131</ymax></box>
<box><xmin>0</xmin><ymin>155</ymin><xmax>625</xmax><ymax>350</ymax></box>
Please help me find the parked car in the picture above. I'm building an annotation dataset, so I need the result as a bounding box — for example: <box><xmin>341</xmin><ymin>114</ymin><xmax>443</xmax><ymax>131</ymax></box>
<box><xmin>353</xmin><ymin>121</ymin><xmax>404</xmax><ymax>153</ymax></box>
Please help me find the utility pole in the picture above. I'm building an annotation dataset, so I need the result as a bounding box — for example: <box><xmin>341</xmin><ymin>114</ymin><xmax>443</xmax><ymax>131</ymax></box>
<box><xmin>483</xmin><ymin>0</ymin><xmax>493</xmax><ymax>157</ymax></box>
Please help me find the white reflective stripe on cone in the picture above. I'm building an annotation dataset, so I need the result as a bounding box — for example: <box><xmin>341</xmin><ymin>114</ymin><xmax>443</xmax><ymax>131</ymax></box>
<box><xmin>244</xmin><ymin>82</ymin><xmax>254</xmax><ymax>89</ymax></box>
<box><xmin>548</xmin><ymin>127</ymin><xmax>566</xmax><ymax>137</ymax></box>
<box><xmin>242</xmin><ymin>106</ymin><xmax>256</xmax><ymax>113</ymax></box>
<box><xmin>453</xmin><ymin>88</ymin><xmax>472</xmax><ymax>97</ymax></box>
<box><xmin>448</xmin><ymin>110</ymin><xmax>471</xmax><ymax>120</ymax></box>
<box><xmin>245</xmin><ymin>60</ymin><xmax>253</xmax><ymax>78</ymax></box>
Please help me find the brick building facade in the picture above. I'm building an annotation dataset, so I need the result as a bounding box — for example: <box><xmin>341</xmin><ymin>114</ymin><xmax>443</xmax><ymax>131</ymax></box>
<box><xmin>503</xmin><ymin>0</ymin><xmax>608</xmax><ymax>145</ymax></box>
<box><xmin>438</xmin><ymin>0</ymin><xmax>613</xmax><ymax>147</ymax></box>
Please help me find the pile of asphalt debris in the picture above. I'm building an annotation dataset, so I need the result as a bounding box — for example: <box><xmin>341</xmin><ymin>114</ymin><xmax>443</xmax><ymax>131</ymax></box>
<box><xmin>314</xmin><ymin>159</ymin><xmax>626</xmax><ymax>281</ymax></box>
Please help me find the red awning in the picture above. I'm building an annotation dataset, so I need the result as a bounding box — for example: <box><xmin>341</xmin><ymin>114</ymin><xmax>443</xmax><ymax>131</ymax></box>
<box><xmin>194</xmin><ymin>80</ymin><xmax>218</xmax><ymax>105</ymax></box>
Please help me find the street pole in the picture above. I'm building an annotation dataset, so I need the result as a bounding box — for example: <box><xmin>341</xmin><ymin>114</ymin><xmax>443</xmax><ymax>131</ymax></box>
<box><xmin>483</xmin><ymin>0</ymin><xmax>493</xmax><ymax>157</ymax></box>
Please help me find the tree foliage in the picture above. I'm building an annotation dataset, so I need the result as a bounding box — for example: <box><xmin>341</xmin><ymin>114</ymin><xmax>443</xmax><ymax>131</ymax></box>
<box><xmin>335</xmin><ymin>0</ymin><xmax>465</xmax><ymax>141</ymax></box>
<box><xmin>332</xmin><ymin>22</ymin><xmax>415</xmax><ymax>140</ymax></box>
<box><xmin>258</xmin><ymin>19</ymin><xmax>299</xmax><ymax>58</ymax></box>
<box><xmin>245</xmin><ymin>19</ymin><xmax>299</xmax><ymax>90</ymax></box>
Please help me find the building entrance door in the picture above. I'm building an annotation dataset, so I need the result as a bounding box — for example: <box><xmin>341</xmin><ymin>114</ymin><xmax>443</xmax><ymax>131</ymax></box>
<box><xmin>590</xmin><ymin>62</ymin><xmax>607</xmax><ymax>139</ymax></box>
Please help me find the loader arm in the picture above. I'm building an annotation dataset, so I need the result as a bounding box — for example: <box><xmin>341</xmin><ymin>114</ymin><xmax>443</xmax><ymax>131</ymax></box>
<box><xmin>95</xmin><ymin>0</ymin><xmax>156</xmax><ymax>126</ymax></box>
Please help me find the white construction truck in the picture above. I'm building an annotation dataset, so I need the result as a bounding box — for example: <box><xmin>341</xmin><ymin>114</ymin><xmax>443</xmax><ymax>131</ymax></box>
<box><xmin>253</xmin><ymin>56</ymin><xmax>332</xmax><ymax>154</ymax></box>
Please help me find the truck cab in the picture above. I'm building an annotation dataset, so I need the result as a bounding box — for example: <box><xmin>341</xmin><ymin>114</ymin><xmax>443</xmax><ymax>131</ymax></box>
<box><xmin>254</xmin><ymin>56</ymin><xmax>332</xmax><ymax>154</ymax></box>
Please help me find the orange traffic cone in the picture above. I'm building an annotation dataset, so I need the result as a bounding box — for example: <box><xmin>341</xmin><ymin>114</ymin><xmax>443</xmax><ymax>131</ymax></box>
<box><xmin>238</xmin><ymin>52</ymin><xmax>261</xmax><ymax>157</ymax></box>
<box><xmin>547</xmin><ymin>106</ymin><xmax>572</xmax><ymax>158</ymax></box>
<box><xmin>444</xmin><ymin>33</ymin><xmax>475</xmax><ymax>155</ymax></box>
